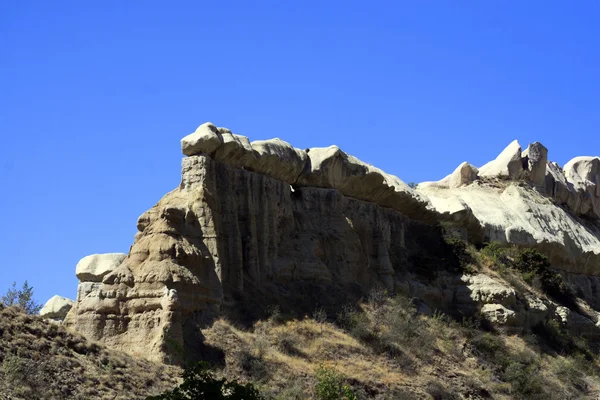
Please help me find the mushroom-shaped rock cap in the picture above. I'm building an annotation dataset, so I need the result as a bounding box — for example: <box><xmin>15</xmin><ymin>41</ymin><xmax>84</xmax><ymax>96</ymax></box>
<box><xmin>76</xmin><ymin>253</ymin><xmax>127</xmax><ymax>282</ymax></box>
<box><xmin>39</xmin><ymin>295</ymin><xmax>74</xmax><ymax>320</ymax></box>
<box><xmin>247</xmin><ymin>138</ymin><xmax>308</xmax><ymax>184</ymax></box>
<box><xmin>479</xmin><ymin>140</ymin><xmax>523</xmax><ymax>179</ymax></box>
<box><xmin>181</xmin><ymin>122</ymin><xmax>224</xmax><ymax>156</ymax></box>
<box><xmin>213</xmin><ymin>130</ymin><xmax>256</xmax><ymax>167</ymax></box>
<box><xmin>297</xmin><ymin>145</ymin><xmax>434</xmax><ymax>221</ymax></box>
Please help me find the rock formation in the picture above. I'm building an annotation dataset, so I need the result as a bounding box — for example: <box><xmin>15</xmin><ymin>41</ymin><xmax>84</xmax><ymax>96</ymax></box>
<box><xmin>63</xmin><ymin>123</ymin><xmax>600</xmax><ymax>363</ymax></box>
<box><xmin>40</xmin><ymin>295</ymin><xmax>74</xmax><ymax>322</ymax></box>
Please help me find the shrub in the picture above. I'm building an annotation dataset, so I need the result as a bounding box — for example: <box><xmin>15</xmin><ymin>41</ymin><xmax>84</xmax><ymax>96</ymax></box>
<box><xmin>481</xmin><ymin>241</ymin><xmax>510</xmax><ymax>266</ymax></box>
<box><xmin>1</xmin><ymin>281</ymin><xmax>42</xmax><ymax>315</ymax></box>
<box><xmin>513</xmin><ymin>249</ymin><xmax>575</xmax><ymax>306</ymax></box>
<box><xmin>146</xmin><ymin>361</ymin><xmax>263</xmax><ymax>400</ymax></box>
<box><xmin>443</xmin><ymin>237</ymin><xmax>475</xmax><ymax>273</ymax></box>
<box><xmin>470</xmin><ymin>333</ymin><xmax>503</xmax><ymax>357</ymax></box>
<box><xmin>314</xmin><ymin>365</ymin><xmax>356</xmax><ymax>400</ymax></box>
<box><xmin>501</xmin><ymin>362</ymin><xmax>543</xmax><ymax>398</ymax></box>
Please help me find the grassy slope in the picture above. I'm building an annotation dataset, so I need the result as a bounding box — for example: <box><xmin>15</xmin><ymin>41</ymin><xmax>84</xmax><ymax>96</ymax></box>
<box><xmin>0</xmin><ymin>305</ymin><xmax>179</xmax><ymax>400</ymax></box>
<box><xmin>196</xmin><ymin>245</ymin><xmax>600</xmax><ymax>400</ymax></box>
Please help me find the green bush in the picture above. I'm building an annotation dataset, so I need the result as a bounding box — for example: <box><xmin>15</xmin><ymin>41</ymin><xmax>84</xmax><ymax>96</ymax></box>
<box><xmin>501</xmin><ymin>362</ymin><xmax>543</xmax><ymax>398</ymax></box>
<box><xmin>314</xmin><ymin>365</ymin><xmax>356</xmax><ymax>400</ymax></box>
<box><xmin>513</xmin><ymin>249</ymin><xmax>575</xmax><ymax>306</ymax></box>
<box><xmin>147</xmin><ymin>361</ymin><xmax>263</xmax><ymax>400</ymax></box>
<box><xmin>481</xmin><ymin>241</ymin><xmax>506</xmax><ymax>261</ymax></box>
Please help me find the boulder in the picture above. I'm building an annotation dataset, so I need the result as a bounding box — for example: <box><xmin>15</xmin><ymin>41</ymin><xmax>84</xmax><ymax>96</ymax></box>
<box><xmin>213</xmin><ymin>130</ymin><xmax>256</xmax><ymax>167</ymax></box>
<box><xmin>39</xmin><ymin>295</ymin><xmax>74</xmax><ymax>321</ymax></box>
<box><xmin>479</xmin><ymin>140</ymin><xmax>524</xmax><ymax>179</ymax></box>
<box><xmin>460</xmin><ymin>274</ymin><xmax>516</xmax><ymax>307</ymax></box>
<box><xmin>481</xmin><ymin>303</ymin><xmax>520</xmax><ymax>326</ymax></box>
<box><xmin>522</xmin><ymin>142</ymin><xmax>548</xmax><ymax>187</ymax></box>
<box><xmin>564</xmin><ymin>156</ymin><xmax>600</xmax><ymax>219</ymax></box>
<box><xmin>544</xmin><ymin>161</ymin><xmax>572</xmax><ymax>205</ymax></box>
<box><xmin>181</xmin><ymin>122</ymin><xmax>223</xmax><ymax>156</ymax></box>
<box><xmin>447</xmin><ymin>162</ymin><xmax>479</xmax><ymax>188</ymax></box>
<box><xmin>247</xmin><ymin>138</ymin><xmax>308</xmax><ymax>184</ymax></box>
<box><xmin>76</xmin><ymin>253</ymin><xmax>127</xmax><ymax>282</ymax></box>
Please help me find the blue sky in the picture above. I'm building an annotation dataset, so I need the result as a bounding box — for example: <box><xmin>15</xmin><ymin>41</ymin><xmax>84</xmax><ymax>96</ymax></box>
<box><xmin>1</xmin><ymin>1</ymin><xmax>599</xmax><ymax>305</ymax></box>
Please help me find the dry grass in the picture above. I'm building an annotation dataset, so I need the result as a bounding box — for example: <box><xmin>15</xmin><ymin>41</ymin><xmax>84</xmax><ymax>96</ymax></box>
<box><xmin>198</xmin><ymin>287</ymin><xmax>600</xmax><ymax>400</ymax></box>
<box><xmin>0</xmin><ymin>305</ymin><xmax>179</xmax><ymax>400</ymax></box>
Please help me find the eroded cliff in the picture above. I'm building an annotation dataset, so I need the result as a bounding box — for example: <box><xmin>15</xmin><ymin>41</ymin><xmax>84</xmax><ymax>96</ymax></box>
<box><xmin>64</xmin><ymin>122</ymin><xmax>600</xmax><ymax>363</ymax></box>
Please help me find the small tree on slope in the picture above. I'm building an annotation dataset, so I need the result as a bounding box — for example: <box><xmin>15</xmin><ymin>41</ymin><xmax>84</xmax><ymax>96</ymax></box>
<box><xmin>1</xmin><ymin>281</ymin><xmax>42</xmax><ymax>315</ymax></box>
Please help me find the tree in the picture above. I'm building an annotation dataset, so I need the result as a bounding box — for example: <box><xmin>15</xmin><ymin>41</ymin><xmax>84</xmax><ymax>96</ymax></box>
<box><xmin>147</xmin><ymin>361</ymin><xmax>263</xmax><ymax>400</ymax></box>
<box><xmin>1</xmin><ymin>281</ymin><xmax>42</xmax><ymax>315</ymax></box>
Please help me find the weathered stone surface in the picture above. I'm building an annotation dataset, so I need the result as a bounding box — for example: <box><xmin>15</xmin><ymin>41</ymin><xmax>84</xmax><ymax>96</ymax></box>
<box><xmin>448</xmin><ymin>162</ymin><xmax>479</xmax><ymax>188</ymax></box>
<box><xmin>181</xmin><ymin>122</ymin><xmax>223</xmax><ymax>156</ymax></box>
<box><xmin>479</xmin><ymin>140</ymin><xmax>524</xmax><ymax>179</ymax></box>
<box><xmin>481</xmin><ymin>304</ymin><xmax>520</xmax><ymax>326</ymax></box>
<box><xmin>213</xmin><ymin>131</ymin><xmax>256</xmax><ymax>168</ymax></box>
<box><xmin>40</xmin><ymin>295</ymin><xmax>74</xmax><ymax>321</ymax></box>
<box><xmin>297</xmin><ymin>146</ymin><xmax>435</xmax><ymax>222</ymax></box>
<box><xmin>419</xmin><ymin>162</ymin><xmax>478</xmax><ymax>190</ymax></box>
<box><xmin>460</xmin><ymin>274</ymin><xmax>516</xmax><ymax>307</ymax></box>
<box><xmin>523</xmin><ymin>142</ymin><xmax>548</xmax><ymax>187</ymax></box>
<box><xmin>564</xmin><ymin>156</ymin><xmax>600</xmax><ymax>219</ymax></box>
<box><xmin>67</xmin><ymin>127</ymin><xmax>600</xmax><ymax>363</ymax></box>
<box><xmin>67</xmin><ymin>153</ymin><xmax>444</xmax><ymax>363</ymax></box>
<box><xmin>244</xmin><ymin>138</ymin><xmax>308</xmax><ymax>185</ymax></box>
<box><xmin>544</xmin><ymin>161</ymin><xmax>572</xmax><ymax>205</ymax></box>
<box><xmin>75</xmin><ymin>253</ymin><xmax>127</xmax><ymax>282</ymax></box>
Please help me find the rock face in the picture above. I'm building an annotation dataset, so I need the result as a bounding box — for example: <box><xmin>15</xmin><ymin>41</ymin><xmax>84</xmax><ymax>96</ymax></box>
<box><xmin>40</xmin><ymin>295</ymin><xmax>74</xmax><ymax>322</ymax></box>
<box><xmin>66</xmin><ymin>123</ymin><xmax>600</xmax><ymax>363</ymax></box>
<box><xmin>65</xmin><ymin>126</ymin><xmax>443</xmax><ymax>362</ymax></box>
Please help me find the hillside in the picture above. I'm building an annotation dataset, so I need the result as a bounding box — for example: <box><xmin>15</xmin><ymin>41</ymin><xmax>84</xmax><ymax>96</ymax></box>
<box><xmin>0</xmin><ymin>305</ymin><xmax>179</xmax><ymax>400</ymax></box>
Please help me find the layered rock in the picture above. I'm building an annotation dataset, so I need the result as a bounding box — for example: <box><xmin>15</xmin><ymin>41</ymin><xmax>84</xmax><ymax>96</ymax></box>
<box><xmin>66</xmin><ymin>123</ymin><xmax>600</xmax><ymax>362</ymax></box>
<box><xmin>66</xmin><ymin>125</ymin><xmax>445</xmax><ymax>362</ymax></box>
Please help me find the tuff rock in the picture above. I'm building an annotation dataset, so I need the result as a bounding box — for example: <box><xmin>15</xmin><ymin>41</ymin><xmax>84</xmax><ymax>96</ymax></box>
<box><xmin>39</xmin><ymin>295</ymin><xmax>74</xmax><ymax>322</ymax></box>
<box><xmin>65</xmin><ymin>123</ymin><xmax>600</xmax><ymax>363</ymax></box>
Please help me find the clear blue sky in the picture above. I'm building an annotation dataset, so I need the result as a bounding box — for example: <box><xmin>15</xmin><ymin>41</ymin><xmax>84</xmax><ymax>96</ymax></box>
<box><xmin>1</xmin><ymin>1</ymin><xmax>599</xmax><ymax>305</ymax></box>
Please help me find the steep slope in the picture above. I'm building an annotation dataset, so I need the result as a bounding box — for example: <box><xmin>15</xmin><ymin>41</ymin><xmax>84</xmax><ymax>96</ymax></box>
<box><xmin>0</xmin><ymin>305</ymin><xmax>179</xmax><ymax>400</ymax></box>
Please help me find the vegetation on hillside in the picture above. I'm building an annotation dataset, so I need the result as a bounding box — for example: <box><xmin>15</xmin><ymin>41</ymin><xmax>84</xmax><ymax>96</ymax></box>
<box><xmin>3</xmin><ymin>240</ymin><xmax>600</xmax><ymax>399</ymax></box>
<box><xmin>0</xmin><ymin>305</ymin><xmax>178</xmax><ymax>400</ymax></box>
<box><xmin>1</xmin><ymin>281</ymin><xmax>42</xmax><ymax>315</ymax></box>
<box><xmin>145</xmin><ymin>238</ymin><xmax>600</xmax><ymax>399</ymax></box>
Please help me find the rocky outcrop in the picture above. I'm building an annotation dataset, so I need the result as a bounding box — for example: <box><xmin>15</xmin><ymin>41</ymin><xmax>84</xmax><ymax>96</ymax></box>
<box><xmin>478</xmin><ymin>140</ymin><xmax>524</xmax><ymax>180</ymax></box>
<box><xmin>66</xmin><ymin>125</ymin><xmax>446</xmax><ymax>362</ymax></box>
<box><xmin>419</xmin><ymin>140</ymin><xmax>600</xmax><ymax>278</ymax></box>
<box><xmin>40</xmin><ymin>295</ymin><xmax>74</xmax><ymax>322</ymax></box>
<box><xmin>66</xmin><ymin>123</ymin><xmax>600</xmax><ymax>362</ymax></box>
<box><xmin>76</xmin><ymin>253</ymin><xmax>127</xmax><ymax>282</ymax></box>
<box><xmin>522</xmin><ymin>142</ymin><xmax>548</xmax><ymax>188</ymax></box>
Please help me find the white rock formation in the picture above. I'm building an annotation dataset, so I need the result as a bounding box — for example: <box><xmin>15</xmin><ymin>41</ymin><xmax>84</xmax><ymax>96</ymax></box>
<box><xmin>76</xmin><ymin>253</ymin><xmax>127</xmax><ymax>282</ymax></box>
<box><xmin>478</xmin><ymin>140</ymin><xmax>524</xmax><ymax>179</ymax></box>
<box><xmin>40</xmin><ymin>295</ymin><xmax>74</xmax><ymax>321</ymax></box>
